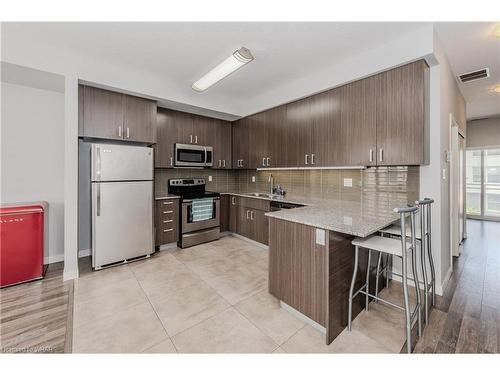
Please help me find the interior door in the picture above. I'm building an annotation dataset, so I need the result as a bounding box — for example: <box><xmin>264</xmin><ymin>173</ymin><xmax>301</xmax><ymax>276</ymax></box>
<box><xmin>92</xmin><ymin>181</ymin><xmax>153</xmax><ymax>268</ymax></box>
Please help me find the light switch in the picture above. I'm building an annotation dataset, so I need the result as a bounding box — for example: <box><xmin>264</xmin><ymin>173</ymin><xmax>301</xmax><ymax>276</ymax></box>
<box><xmin>252</xmin><ymin>176</ymin><xmax>256</xmax><ymax>182</ymax></box>
<box><xmin>343</xmin><ymin>178</ymin><xmax>352</xmax><ymax>187</ymax></box>
<box><xmin>315</xmin><ymin>229</ymin><xmax>326</xmax><ymax>246</ymax></box>
<box><xmin>208</xmin><ymin>175</ymin><xmax>213</xmax><ymax>182</ymax></box>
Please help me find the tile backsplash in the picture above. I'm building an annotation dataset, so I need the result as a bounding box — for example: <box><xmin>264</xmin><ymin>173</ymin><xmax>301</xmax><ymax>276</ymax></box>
<box><xmin>155</xmin><ymin>166</ymin><xmax>419</xmax><ymax>203</ymax></box>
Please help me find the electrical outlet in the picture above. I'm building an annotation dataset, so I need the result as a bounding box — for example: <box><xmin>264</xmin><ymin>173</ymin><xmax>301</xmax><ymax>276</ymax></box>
<box><xmin>315</xmin><ymin>229</ymin><xmax>325</xmax><ymax>245</ymax></box>
<box><xmin>208</xmin><ymin>175</ymin><xmax>212</xmax><ymax>182</ymax></box>
<box><xmin>252</xmin><ymin>176</ymin><xmax>256</xmax><ymax>182</ymax></box>
<box><xmin>343</xmin><ymin>178</ymin><xmax>352</xmax><ymax>187</ymax></box>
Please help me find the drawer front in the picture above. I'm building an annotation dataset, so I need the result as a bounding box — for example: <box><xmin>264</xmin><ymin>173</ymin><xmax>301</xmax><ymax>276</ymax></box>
<box><xmin>155</xmin><ymin>199</ymin><xmax>179</xmax><ymax>245</ymax></box>
<box><xmin>237</xmin><ymin>196</ymin><xmax>270</xmax><ymax>212</ymax></box>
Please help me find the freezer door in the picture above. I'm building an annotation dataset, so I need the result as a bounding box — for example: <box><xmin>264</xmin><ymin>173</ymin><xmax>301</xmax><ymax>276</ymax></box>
<box><xmin>92</xmin><ymin>181</ymin><xmax>153</xmax><ymax>268</ymax></box>
<box><xmin>91</xmin><ymin>143</ymin><xmax>153</xmax><ymax>181</ymax></box>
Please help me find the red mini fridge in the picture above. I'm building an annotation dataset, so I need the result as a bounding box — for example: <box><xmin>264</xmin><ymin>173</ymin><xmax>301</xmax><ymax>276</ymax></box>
<box><xmin>0</xmin><ymin>202</ymin><xmax>47</xmax><ymax>288</ymax></box>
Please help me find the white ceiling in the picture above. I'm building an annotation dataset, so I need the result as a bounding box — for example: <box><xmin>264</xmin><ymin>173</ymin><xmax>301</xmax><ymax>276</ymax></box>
<box><xmin>2</xmin><ymin>22</ymin><xmax>430</xmax><ymax>118</ymax></box>
<box><xmin>5</xmin><ymin>22</ymin><xmax>496</xmax><ymax>120</ymax></box>
<box><xmin>435</xmin><ymin>22</ymin><xmax>500</xmax><ymax>120</ymax></box>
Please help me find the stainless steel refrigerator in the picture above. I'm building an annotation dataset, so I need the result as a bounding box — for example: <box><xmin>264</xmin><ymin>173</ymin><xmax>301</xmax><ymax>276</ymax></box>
<box><xmin>91</xmin><ymin>143</ymin><xmax>153</xmax><ymax>269</ymax></box>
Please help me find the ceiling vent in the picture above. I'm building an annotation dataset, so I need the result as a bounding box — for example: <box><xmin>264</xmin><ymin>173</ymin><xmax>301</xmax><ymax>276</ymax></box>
<box><xmin>457</xmin><ymin>68</ymin><xmax>490</xmax><ymax>83</ymax></box>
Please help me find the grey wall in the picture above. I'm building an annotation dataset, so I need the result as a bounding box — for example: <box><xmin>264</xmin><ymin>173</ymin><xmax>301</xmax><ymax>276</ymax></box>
<box><xmin>467</xmin><ymin>117</ymin><xmax>500</xmax><ymax>149</ymax></box>
<box><xmin>1</xmin><ymin>81</ymin><xmax>65</xmax><ymax>263</ymax></box>
<box><xmin>78</xmin><ymin>141</ymin><xmax>92</xmax><ymax>253</ymax></box>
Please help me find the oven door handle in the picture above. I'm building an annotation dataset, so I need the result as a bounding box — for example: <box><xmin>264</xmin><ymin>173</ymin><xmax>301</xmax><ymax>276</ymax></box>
<box><xmin>182</xmin><ymin>197</ymin><xmax>220</xmax><ymax>204</ymax></box>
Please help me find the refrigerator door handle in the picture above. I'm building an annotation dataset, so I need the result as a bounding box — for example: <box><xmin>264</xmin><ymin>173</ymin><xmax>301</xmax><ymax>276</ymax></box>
<box><xmin>96</xmin><ymin>146</ymin><xmax>101</xmax><ymax>180</ymax></box>
<box><xmin>96</xmin><ymin>184</ymin><xmax>101</xmax><ymax>216</ymax></box>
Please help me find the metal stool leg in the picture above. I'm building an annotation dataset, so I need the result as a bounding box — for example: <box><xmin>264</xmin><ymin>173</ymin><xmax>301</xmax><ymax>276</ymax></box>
<box><xmin>375</xmin><ymin>251</ymin><xmax>382</xmax><ymax>300</ymax></box>
<box><xmin>385</xmin><ymin>253</ymin><xmax>390</xmax><ymax>288</ymax></box>
<box><xmin>400</xmin><ymin>217</ymin><xmax>412</xmax><ymax>353</ymax></box>
<box><xmin>365</xmin><ymin>249</ymin><xmax>371</xmax><ymax>311</ymax></box>
<box><xmin>348</xmin><ymin>246</ymin><xmax>359</xmax><ymax>331</ymax></box>
<box><xmin>410</xmin><ymin>212</ymin><xmax>422</xmax><ymax>338</ymax></box>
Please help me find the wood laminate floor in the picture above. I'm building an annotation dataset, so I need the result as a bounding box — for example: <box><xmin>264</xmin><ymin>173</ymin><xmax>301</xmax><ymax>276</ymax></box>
<box><xmin>0</xmin><ymin>262</ymin><xmax>74</xmax><ymax>353</ymax></box>
<box><xmin>415</xmin><ymin>219</ymin><xmax>500</xmax><ymax>353</ymax></box>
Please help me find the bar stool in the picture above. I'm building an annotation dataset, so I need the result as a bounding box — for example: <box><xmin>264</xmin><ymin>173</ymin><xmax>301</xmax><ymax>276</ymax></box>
<box><xmin>376</xmin><ymin>198</ymin><xmax>435</xmax><ymax>323</ymax></box>
<box><xmin>348</xmin><ymin>205</ymin><xmax>422</xmax><ymax>354</ymax></box>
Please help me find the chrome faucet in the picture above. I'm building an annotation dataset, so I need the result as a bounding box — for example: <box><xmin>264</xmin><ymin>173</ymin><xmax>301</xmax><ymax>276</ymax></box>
<box><xmin>268</xmin><ymin>174</ymin><xmax>274</xmax><ymax>195</ymax></box>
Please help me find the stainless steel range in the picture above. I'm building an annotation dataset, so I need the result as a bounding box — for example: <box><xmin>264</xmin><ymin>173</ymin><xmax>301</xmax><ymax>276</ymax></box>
<box><xmin>168</xmin><ymin>178</ymin><xmax>220</xmax><ymax>248</ymax></box>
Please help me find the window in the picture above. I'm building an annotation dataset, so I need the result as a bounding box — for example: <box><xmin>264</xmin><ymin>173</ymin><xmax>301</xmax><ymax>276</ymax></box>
<box><xmin>466</xmin><ymin>148</ymin><xmax>500</xmax><ymax>218</ymax></box>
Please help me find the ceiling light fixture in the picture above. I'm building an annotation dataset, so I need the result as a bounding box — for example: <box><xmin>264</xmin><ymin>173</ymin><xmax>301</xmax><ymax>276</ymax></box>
<box><xmin>192</xmin><ymin>47</ymin><xmax>254</xmax><ymax>92</ymax></box>
<box><xmin>494</xmin><ymin>24</ymin><xmax>500</xmax><ymax>39</ymax></box>
<box><xmin>493</xmin><ymin>85</ymin><xmax>500</xmax><ymax>93</ymax></box>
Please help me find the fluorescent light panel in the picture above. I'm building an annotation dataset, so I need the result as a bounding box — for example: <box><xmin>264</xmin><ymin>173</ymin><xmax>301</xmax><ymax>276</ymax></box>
<box><xmin>192</xmin><ymin>47</ymin><xmax>254</xmax><ymax>92</ymax></box>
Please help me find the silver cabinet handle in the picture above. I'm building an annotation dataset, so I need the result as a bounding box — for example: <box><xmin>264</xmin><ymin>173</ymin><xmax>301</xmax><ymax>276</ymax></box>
<box><xmin>195</xmin><ymin>135</ymin><xmax>198</xmax><ymax>144</ymax></box>
<box><xmin>162</xmin><ymin>220</ymin><xmax>173</xmax><ymax>223</ymax></box>
<box><xmin>241</xmin><ymin>160</ymin><xmax>244</xmax><ymax>167</ymax></box>
<box><xmin>305</xmin><ymin>154</ymin><xmax>309</xmax><ymax>165</ymax></box>
<box><xmin>126</xmin><ymin>127</ymin><xmax>130</xmax><ymax>138</ymax></box>
<box><xmin>250</xmin><ymin>210</ymin><xmax>254</xmax><ymax>220</ymax></box>
<box><xmin>190</xmin><ymin>135</ymin><xmax>193</xmax><ymax>143</ymax></box>
<box><xmin>118</xmin><ymin>126</ymin><xmax>122</xmax><ymax>137</ymax></box>
<box><xmin>163</xmin><ymin>201</ymin><xmax>173</xmax><ymax>205</ymax></box>
<box><xmin>379</xmin><ymin>148</ymin><xmax>384</xmax><ymax>162</ymax></box>
<box><xmin>369</xmin><ymin>149</ymin><xmax>374</xmax><ymax>163</ymax></box>
<box><xmin>266</xmin><ymin>157</ymin><xmax>270</xmax><ymax>166</ymax></box>
<box><xmin>170</xmin><ymin>156</ymin><xmax>173</xmax><ymax>166</ymax></box>
<box><xmin>163</xmin><ymin>210</ymin><xmax>174</xmax><ymax>214</ymax></box>
<box><xmin>218</xmin><ymin>160</ymin><xmax>222</xmax><ymax>168</ymax></box>
<box><xmin>246</xmin><ymin>210</ymin><xmax>250</xmax><ymax>219</ymax></box>
<box><xmin>231</xmin><ymin>197</ymin><xmax>236</xmax><ymax>205</ymax></box>
<box><xmin>163</xmin><ymin>228</ymin><xmax>173</xmax><ymax>232</ymax></box>
<box><xmin>96</xmin><ymin>184</ymin><xmax>101</xmax><ymax>216</ymax></box>
<box><xmin>311</xmin><ymin>154</ymin><xmax>315</xmax><ymax>165</ymax></box>
<box><xmin>262</xmin><ymin>157</ymin><xmax>266</xmax><ymax>166</ymax></box>
<box><xmin>223</xmin><ymin>159</ymin><xmax>226</xmax><ymax>168</ymax></box>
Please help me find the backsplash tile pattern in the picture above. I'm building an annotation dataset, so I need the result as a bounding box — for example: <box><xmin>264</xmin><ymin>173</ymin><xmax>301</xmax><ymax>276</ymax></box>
<box><xmin>155</xmin><ymin>166</ymin><xmax>419</xmax><ymax>203</ymax></box>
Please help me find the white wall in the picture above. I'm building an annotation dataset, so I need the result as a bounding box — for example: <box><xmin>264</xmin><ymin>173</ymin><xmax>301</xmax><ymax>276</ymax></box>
<box><xmin>467</xmin><ymin>117</ymin><xmax>500</xmax><ymax>149</ymax></box>
<box><xmin>1</xmin><ymin>82</ymin><xmax>65</xmax><ymax>263</ymax></box>
<box><xmin>418</xmin><ymin>31</ymin><xmax>466</xmax><ymax>294</ymax></box>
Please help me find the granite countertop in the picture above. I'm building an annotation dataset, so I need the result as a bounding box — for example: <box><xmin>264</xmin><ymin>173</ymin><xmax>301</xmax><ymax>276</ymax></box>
<box><xmin>155</xmin><ymin>194</ymin><xmax>181</xmax><ymax>200</ymax></box>
<box><xmin>224</xmin><ymin>192</ymin><xmax>408</xmax><ymax>238</ymax></box>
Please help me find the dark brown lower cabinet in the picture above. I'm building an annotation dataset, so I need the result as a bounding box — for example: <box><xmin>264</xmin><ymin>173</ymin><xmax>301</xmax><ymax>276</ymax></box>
<box><xmin>220</xmin><ymin>195</ymin><xmax>230</xmax><ymax>232</ymax></box>
<box><xmin>268</xmin><ymin>218</ymin><xmax>385</xmax><ymax>344</ymax></box>
<box><xmin>227</xmin><ymin>195</ymin><xmax>270</xmax><ymax>245</ymax></box>
<box><xmin>155</xmin><ymin>199</ymin><xmax>179</xmax><ymax>246</ymax></box>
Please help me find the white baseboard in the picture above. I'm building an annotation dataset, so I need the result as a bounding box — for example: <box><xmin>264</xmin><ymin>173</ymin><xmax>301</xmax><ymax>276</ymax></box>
<box><xmin>78</xmin><ymin>248</ymin><xmax>91</xmax><ymax>258</ymax></box>
<box><xmin>230</xmin><ymin>233</ymin><xmax>269</xmax><ymax>250</ymax></box>
<box><xmin>280</xmin><ymin>301</ymin><xmax>326</xmax><ymax>334</ymax></box>
<box><xmin>438</xmin><ymin>266</ymin><xmax>453</xmax><ymax>296</ymax></box>
<box><xmin>63</xmin><ymin>268</ymin><xmax>79</xmax><ymax>281</ymax></box>
<box><xmin>44</xmin><ymin>254</ymin><xmax>64</xmax><ymax>265</ymax></box>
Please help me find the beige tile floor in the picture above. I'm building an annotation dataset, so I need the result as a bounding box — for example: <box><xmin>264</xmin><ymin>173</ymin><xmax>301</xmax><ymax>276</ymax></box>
<box><xmin>73</xmin><ymin>235</ymin><xmax>413</xmax><ymax>353</ymax></box>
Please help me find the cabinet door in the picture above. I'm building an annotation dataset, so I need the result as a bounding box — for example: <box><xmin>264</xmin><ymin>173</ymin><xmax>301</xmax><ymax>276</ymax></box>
<box><xmin>155</xmin><ymin>108</ymin><xmax>181</xmax><ymax>168</ymax></box>
<box><xmin>265</xmin><ymin>106</ymin><xmax>286</xmax><ymax>168</ymax></box>
<box><xmin>376</xmin><ymin>60</ymin><xmax>426</xmax><ymax>165</ymax></box>
<box><xmin>179</xmin><ymin>112</ymin><xmax>196</xmax><ymax>144</ymax></box>
<box><xmin>310</xmin><ymin>89</ymin><xmax>342</xmax><ymax>167</ymax></box>
<box><xmin>212</xmin><ymin>119</ymin><xmax>232</xmax><ymax>169</ymax></box>
<box><xmin>220</xmin><ymin>195</ymin><xmax>230</xmax><ymax>232</ymax></box>
<box><xmin>253</xmin><ymin>209</ymin><xmax>269</xmax><ymax>245</ymax></box>
<box><xmin>124</xmin><ymin>95</ymin><xmax>157</xmax><ymax>143</ymax></box>
<box><xmin>229</xmin><ymin>196</ymin><xmax>239</xmax><ymax>232</ymax></box>
<box><xmin>286</xmin><ymin>98</ymin><xmax>312</xmax><ymax>167</ymax></box>
<box><xmin>238</xmin><ymin>207</ymin><xmax>251</xmax><ymax>238</ymax></box>
<box><xmin>249</xmin><ymin>112</ymin><xmax>268</xmax><ymax>168</ymax></box>
<box><xmin>83</xmin><ymin>86</ymin><xmax>124</xmax><ymax>140</ymax></box>
<box><xmin>192</xmin><ymin>114</ymin><xmax>209</xmax><ymax>145</ymax></box>
<box><xmin>340</xmin><ymin>75</ymin><xmax>377</xmax><ymax>166</ymax></box>
<box><xmin>232</xmin><ymin>118</ymin><xmax>250</xmax><ymax>168</ymax></box>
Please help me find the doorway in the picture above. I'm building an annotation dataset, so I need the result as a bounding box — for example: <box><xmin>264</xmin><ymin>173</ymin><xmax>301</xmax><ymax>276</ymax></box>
<box><xmin>466</xmin><ymin>148</ymin><xmax>500</xmax><ymax>221</ymax></box>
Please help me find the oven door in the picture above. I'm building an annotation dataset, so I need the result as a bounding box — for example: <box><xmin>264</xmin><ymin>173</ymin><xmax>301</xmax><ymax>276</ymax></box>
<box><xmin>174</xmin><ymin>144</ymin><xmax>207</xmax><ymax>167</ymax></box>
<box><xmin>182</xmin><ymin>197</ymin><xmax>220</xmax><ymax>233</ymax></box>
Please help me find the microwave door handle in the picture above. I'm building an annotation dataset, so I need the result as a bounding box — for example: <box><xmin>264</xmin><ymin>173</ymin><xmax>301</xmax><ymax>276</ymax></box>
<box><xmin>204</xmin><ymin>146</ymin><xmax>207</xmax><ymax>166</ymax></box>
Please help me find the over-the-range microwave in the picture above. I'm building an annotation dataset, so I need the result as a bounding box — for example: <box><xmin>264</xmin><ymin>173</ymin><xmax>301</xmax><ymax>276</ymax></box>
<box><xmin>174</xmin><ymin>143</ymin><xmax>213</xmax><ymax>168</ymax></box>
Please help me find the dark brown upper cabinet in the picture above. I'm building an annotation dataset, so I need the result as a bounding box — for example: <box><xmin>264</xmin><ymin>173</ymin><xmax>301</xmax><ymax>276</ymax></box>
<box><xmin>80</xmin><ymin>85</ymin><xmax>157</xmax><ymax>144</ymax></box>
<box><xmin>232</xmin><ymin>117</ymin><xmax>251</xmax><ymax>169</ymax></box>
<box><xmin>155</xmin><ymin>108</ymin><xmax>181</xmax><ymax>168</ymax></box>
<box><xmin>339</xmin><ymin>75</ymin><xmax>378</xmax><ymax>167</ymax></box>
<box><xmin>212</xmin><ymin>119</ymin><xmax>232</xmax><ymax>169</ymax></box>
<box><xmin>376</xmin><ymin>60</ymin><xmax>427</xmax><ymax>166</ymax></box>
